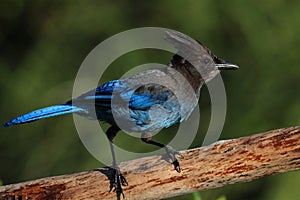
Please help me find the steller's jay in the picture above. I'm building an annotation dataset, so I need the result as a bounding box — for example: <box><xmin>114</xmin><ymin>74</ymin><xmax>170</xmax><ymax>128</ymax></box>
<box><xmin>3</xmin><ymin>31</ymin><xmax>238</xmax><ymax>198</ymax></box>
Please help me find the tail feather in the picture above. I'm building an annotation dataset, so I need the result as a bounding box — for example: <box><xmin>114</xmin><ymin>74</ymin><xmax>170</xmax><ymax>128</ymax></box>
<box><xmin>3</xmin><ymin>104</ymin><xmax>84</xmax><ymax>127</ymax></box>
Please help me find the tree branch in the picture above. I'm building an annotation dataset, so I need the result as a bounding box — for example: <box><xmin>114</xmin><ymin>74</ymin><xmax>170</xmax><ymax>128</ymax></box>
<box><xmin>1</xmin><ymin>126</ymin><xmax>300</xmax><ymax>200</ymax></box>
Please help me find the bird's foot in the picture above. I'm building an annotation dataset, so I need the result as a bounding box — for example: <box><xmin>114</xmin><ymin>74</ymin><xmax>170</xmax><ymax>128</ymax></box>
<box><xmin>109</xmin><ymin>167</ymin><xmax>128</xmax><ymax>199</ymax></box>
<box><xmin>164</xmin><ymin>146</ymin><xmax>183</xmax><ymax>173</ymax></box>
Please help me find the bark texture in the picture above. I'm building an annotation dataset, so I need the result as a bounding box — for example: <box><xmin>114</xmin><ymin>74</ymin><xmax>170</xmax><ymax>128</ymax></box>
<box><xmin>1</xmin><ymin>126</ymin><xmax>300</xmax><ymax>200</ymax></box>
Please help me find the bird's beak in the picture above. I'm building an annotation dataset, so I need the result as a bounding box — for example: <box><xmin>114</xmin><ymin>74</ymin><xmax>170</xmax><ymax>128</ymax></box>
<box><xmin>216</xmin><ymin>62</ymin><xmax>239</xmax><ymax>70</ymax></box>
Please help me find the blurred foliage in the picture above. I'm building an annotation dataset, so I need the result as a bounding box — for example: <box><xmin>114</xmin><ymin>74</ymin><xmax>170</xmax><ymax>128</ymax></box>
<box><xmin>0</xmin><ymin>0</ymin><xmax>300</xmax><ymax>200</ymax></box>
<box><xmin>193</xmin><ymin>192</ymin><xmax>202</xmax><ymax>200</ymax></box>
<box><xmin>216</xmin><ymin>196</ymin><xmax>227</xmax><ymax>200</ymax></box>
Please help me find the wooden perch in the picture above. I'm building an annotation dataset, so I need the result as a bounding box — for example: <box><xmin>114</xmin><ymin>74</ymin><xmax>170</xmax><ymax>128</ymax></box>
<box><xmin>1</xmin><ymin>126</ymin><xmax>300</xmax><ymax>200</ymax></box>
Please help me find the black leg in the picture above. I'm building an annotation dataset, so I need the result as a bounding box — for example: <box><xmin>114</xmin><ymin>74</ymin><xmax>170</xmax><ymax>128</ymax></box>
<box><xmin>141</xmin><ymin>132</ymin><xmax>182</xmax><ymax>172</ymax></box>
<box><xmin>106</xmin><ymin>126</ymin><xmax>128</xmax><ymax>199</ymax></box>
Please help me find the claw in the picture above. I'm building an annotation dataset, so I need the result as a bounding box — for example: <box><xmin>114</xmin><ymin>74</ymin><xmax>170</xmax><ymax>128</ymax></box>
<box><xmin>172</xmin><ymin>159</ymin><xmax>181</xmax><ymax>173</ymax></box>
<box><xmin>109</xmin><ymin>168</ymin><xmax>128</xmax><ymax>199</ymax></box>
<box><xmin>164</xmin><ymin>146</ymin><xmax>182</xmax><ymax>173</ymax></box>
<box><xmin>120</xmin><ymin>174</ymin><xmax>128</xmax><ymax>186</ymax></box>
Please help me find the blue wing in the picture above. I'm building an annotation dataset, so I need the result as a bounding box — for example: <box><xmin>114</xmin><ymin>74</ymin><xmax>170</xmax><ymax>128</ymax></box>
<box><xmin>128</xmin><ymin>84</ymin><xmax>181</xmax><ymax>130</ymax></box>
<box><xmin>72</xmin><ymin>80</ymin><xmax>171</xmax><ymax>109</ymax></box>
<box><xmin>128</xmin><ymin>85</ymin><xmax>171</xmax><ymax>110</ymax></box>
<box><xmin>70</xmin><ymin>80</ymin><xmax>181</xmax><ymax>129</ymax></box>
<box><xmin>71</xmin><ymin>80</ymin><xmax>121</xmax><ymax>107</ymax></box>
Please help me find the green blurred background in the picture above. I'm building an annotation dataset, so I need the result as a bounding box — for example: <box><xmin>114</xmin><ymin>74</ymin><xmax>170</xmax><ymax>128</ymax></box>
<box><xmin>0</xmin><ymin>1</ymin><xmax>299</xmax><ymax>199</ymax></box>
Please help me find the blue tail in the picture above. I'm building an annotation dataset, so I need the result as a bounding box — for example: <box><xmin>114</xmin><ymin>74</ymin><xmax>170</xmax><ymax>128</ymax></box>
<box><xmin>3</xmin><ymin>104</ymin><xmax>84</xmax><ymax>127</ymax></box>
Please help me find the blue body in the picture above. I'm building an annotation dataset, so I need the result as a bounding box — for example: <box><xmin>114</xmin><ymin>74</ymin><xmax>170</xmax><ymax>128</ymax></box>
<box><xmin>3</xmin><ymin>75</ymin><xmax>186</xmax><ymax>132</ymax></box>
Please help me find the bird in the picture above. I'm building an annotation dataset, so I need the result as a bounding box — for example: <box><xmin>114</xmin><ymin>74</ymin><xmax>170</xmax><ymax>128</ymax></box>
<box><xmin>3</xmin><ymin>31</ymin><xmax>238</xmax><ymax>198</ymax></box>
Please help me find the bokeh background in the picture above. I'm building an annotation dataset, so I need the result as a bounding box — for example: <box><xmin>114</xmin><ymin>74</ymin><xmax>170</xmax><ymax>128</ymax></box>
<box><xmin>1</xmin><ymin>1</ymin><xmax>300</xmax><ymax>199</ymax></box>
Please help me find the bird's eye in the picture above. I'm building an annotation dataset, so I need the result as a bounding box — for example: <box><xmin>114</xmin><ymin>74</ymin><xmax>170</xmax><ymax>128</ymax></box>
<box><xmin>203</xmin><ymin>58</ymin><xmax>211</xmax><ymax>64</ymax></box>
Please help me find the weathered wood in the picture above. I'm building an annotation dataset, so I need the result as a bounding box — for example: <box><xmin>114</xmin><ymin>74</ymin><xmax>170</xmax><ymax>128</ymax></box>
<box><xmin>1</xmin><ymin>126</ymin><xmax>300</xmax><ymax>200</ymax></box>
